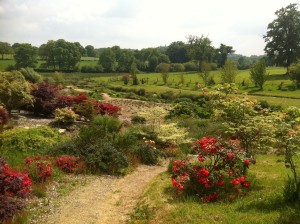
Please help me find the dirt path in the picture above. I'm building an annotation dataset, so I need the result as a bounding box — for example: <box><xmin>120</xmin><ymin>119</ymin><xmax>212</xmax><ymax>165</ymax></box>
<box><xmin>44</xmin><ymin>163</ymin><xmax>167</xmax><ymax>224</ymax></box>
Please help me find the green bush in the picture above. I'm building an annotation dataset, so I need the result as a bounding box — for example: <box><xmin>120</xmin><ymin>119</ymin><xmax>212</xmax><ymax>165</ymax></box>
<box><xmin>19</xmin><ymin>67</ymin><xmax>42</xmax><ymax>83</ymax></box>
<box><xmin>0</xmin><ymin>126</ymin><xmax>60</xmax><ymax>166</ymax></box>
<box><xmin>54</xmin><ymin>108</ymin><xmax>77</xmax><ymax>125</ymax></box>
<box><xmin>136</xmin><ymin>140</ymin><xmax>164</xmax><ymax>165</ymax></box>
<box><xmin>131</xmin><ymin>115</ymin><xmax>146</xmax><ymax>124</ymax></box>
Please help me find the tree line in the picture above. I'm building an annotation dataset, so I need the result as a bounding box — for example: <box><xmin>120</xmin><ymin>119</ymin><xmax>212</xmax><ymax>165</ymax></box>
<box><xmin>0</xmin><ymin>3</ymin><xmax>299</xmax><ymax>73</ymax></box>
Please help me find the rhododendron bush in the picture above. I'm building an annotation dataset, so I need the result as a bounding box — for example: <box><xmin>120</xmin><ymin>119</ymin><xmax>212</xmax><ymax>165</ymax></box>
<box><xmin>0</xmin><ymin>158</ymin><xmax>31</xmax><ymax>222</ymax></box>
<box><xmin>171</xmin><ymin>136</ymin><xmax>254</xmax><ymax>202</ymax></box>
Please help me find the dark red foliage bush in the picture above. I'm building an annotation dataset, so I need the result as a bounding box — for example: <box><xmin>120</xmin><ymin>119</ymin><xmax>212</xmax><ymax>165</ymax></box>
<box><xmin>56</xmin><ymin>95</ymin><xmax>75</xmax><ymax>108</ymax></box>
<box><xmin>56</xmin><ymin>156</ymin><xmax>83</xmax><ymax>173</ymax></box>
<box><xmin>30</xmin><ymin>81</ymin><xmax>61</xmax><ymax>116</ymax></box>
<box><xmin>0</xmin><ymin>158</ymin><xmax>31</xmax><ymax>222</ymax></box>
<box><xmin>0</xmin><ymin>107</ymin><xmax>9</xmax><ymax>126</ymax></box>
<box><xmin>94</xmin><ymin>102</ymin><xmax>121</xmax><ymax>116</ymax></box>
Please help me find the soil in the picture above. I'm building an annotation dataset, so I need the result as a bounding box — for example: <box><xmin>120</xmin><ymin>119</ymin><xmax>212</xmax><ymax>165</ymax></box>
<box><xmin>42</xmin><ymin>163</ymin><xmax>167</xmax><ymax>224</ymax></box>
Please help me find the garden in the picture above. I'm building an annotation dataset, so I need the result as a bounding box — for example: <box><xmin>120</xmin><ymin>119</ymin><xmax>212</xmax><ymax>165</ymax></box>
<box><xmin>0</xmin><ymin>66</ymin><xmax>300</xmax><ymax>223</ymax></box>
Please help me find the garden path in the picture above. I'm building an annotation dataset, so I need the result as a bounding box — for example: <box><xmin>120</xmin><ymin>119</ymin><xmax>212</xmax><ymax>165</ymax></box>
<box><xmin>43</xmin><ymin>163</ymin><xmax>167</xmax><ymax>224</ymax></box>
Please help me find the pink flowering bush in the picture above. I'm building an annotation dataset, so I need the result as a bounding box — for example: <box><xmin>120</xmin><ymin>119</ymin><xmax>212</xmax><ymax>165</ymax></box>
<box><xmin>171</xmin><ymin>136</ymin><xmax>255</xmax><ymax>202</ymax></box>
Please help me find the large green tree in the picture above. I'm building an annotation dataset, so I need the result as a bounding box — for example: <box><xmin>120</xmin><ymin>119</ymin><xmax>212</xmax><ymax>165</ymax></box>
<box><xmin>264</xmin><ymin>3</ymin><xmax>300</xmax><ymax>68</ymax></box>
<box><xmin>216</xmin><ymin>44</ymin><xmax>235</xmax><ymax>68</ymax></box>
<box><xmin>14</xmin><ymin>43</ymin><xmax>38</xmax><ymax>69</ymax></box>
<box><xmin>166</xmin><ymin>41</ymin><xmax>189</xmax><ymax>63</ymax></box>
<box><xmin>0</xmin><ymin>42</ymin><xmax>13</xmax><ymax>60</ymax></box>
<box><xmin>40</xmin><ymin>39</ymin><xmax>81</xmax><ymax>71</ymax></box>
<box><xmin>187</xmin><ymin>35</ymin><xmax>214</xmax><ymax>71</ymax></box>
<box><xmin>99</xmin><ymin>48</ymin><xmax>117</xmax><ymax>72</ymax></box>
<box><xmin>0</xmin><ymin>71</ymin><xmax>32</xmax><ymax>113</ymax></box>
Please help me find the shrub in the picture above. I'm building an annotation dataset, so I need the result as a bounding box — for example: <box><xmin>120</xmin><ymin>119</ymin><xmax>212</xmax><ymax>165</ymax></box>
<box><xmin>56</xmin><ymin>155</ymin><xmax>83</xmax><ymax>173</ymax></box>
<box><xmin>30</xmin><ymin>81</ymin><xmax>61</xmax><ymax>116</ymax></box>
<box><xmin>24</xmin><ymin>156</ymin><xmax>53</xmax><ymax>183</ymax></box>
<box><xmin>288</xmin><ymin>60</ymin><xmax>300</xmax><ymax>87</ymax></box>
<box><xmin>54</xmin><ymin>108</ymin><xmax>77</xmax><ymax>125</ymax></box>
<box><xmin>0</xmin><ymin>106</ymin><xmax>9</xmax><ymax>127</ymax></box>
<box><xmin>136</xmin><ymin>139</ymin><xmax>163</xmax><ymax>165</ymax></box>
<box><xmin>94</xmin><ymin>102</ymin><xmax>121</xmax><ymax>117</ymax></box>
<box><xmin>131</xmin><ymin>115</ymin><xmax>146</xmax><ymax>124</ymax></box>
<box><xmin>171</xmin><ymin>137</ymin><xmax>254</xmax><ymax>202</ymax></box>
<box><xmin>19</xmin><ymin>67</ymin><xmax>42</xmax><ymax>83</ymax></box>
<box><xmin>0</xmin><ymin>126</ymin><xmax>60</xmax><ymax>166</ymax></box>
<box><xmin>73</xmin><ymin>100</ymin><xmax>95</xmax><ymax>120</ymax></box>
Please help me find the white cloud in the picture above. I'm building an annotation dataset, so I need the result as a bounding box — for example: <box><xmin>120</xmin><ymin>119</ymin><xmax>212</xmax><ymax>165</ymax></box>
<box><xmin>0</xmin><ymin>0</ymin><xmax>293</xmax><ymax>55</ymax></box>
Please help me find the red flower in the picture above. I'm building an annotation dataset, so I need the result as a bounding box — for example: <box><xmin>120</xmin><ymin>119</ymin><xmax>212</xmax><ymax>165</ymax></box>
<box><xmin>244</xmin><ymin>159</ymin><xmax>251</xmax><ymax>165</ymax></box>
<box><xmin>198</xmin><ymin>155</ymin><xmax>205</xmax><ymax>162</ymax></box>
<box><xmin>199</xmin><ymin>168</ymin><xmax>210</xmax><ymax>177</ymax></box>
<box><xmin>215</xmin><ymin>180</ymin><xmax>225</xmax><ymax>186</ymax></box>
<box><xmin>231</xmin><ymin>179</ymin><xmax>240</xmax><ymax>185</ymax></box>
<box><xmin>242</xmin><ymin>181</ymin><xmax>251</xmax><ymax>188</ymax></box>
<box><xmin>171</xmin><ymin>179</ymin><xmax>178</xmax><ymax>187</ymax></box>
<box><xmin>25</xmin><ymin>158</ymin><xmax>34</xmax><ymax>164</ymax></box>
<box><xmin>227</xmin><ymin>153</ymin><xmax>233</xmax><ymax>160</ymax></box>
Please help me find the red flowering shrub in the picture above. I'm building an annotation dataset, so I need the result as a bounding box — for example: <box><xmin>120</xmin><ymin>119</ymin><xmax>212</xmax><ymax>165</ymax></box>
<box><xmin>56</xmin><ymin>95</ymin><xmax>75</xmax><ymax>108</ymax></box>
<box><xmin>24</xmin><ymin>156</ymin><xmax>53</xmax><ymax>182</ymax></box>
<box><xmin>0</xmin><ymin>158</ymin><xmax>31</xmax><ymax>222</ymax></box>
<box><xmin>56</xmin><ymin>156</ymin><xmax>83</xmax><ymax>173</ymax></box>
<box><xmin>94</xmin><ymin>102</ymin><xmax>121</xmax><ymax>117</ymax></box>
<box><xmin>0</xmin><ymin>107</ymin><xmax>9</xmax><ymax>126</ymax></box>
<box><xmin>171</xmin><ymin>136</ymin><xmax>254</xmax><ymax>202</ymax></box>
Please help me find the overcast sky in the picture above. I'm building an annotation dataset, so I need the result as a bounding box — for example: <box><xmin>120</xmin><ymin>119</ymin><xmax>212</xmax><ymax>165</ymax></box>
<box><xmin>0</xmin><ymin>0</ymin><xmax>295</xmax><ymax>56</ymax></box>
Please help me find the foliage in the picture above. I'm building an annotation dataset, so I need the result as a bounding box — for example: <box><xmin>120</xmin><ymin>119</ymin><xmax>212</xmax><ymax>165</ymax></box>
<box><xmin>221</xmin><ymin>60</ymin><xmax>237</xmax><ymax>83</ymax></box>
<box><xmin>0</xmin><ymin>42</ymin><xmax>13</xmax><ymax>60</ymax></box>
<box><xmin>250</xmin><ymin>60</ymin><xmax>269</xmax><ymax>90</ymax></box>
<box><xmin>156</xmin><ymin>63</ymin><xmax>170</xmax><ymax>84</ymax></box>
<box><xmin>155</xmin><ymin>123</ymin><xmax>191</xmax><ymax>145</ymax></box>
<box><xmin>56</xmin><ymin>155</ymin><xmax>83</xmax><ymax>173</ymax></box>
<box><xmin>0</xmin><ymin>126</ymin><xmax>60</xmax><ymax>166</ymax></box>
<box><xmin>187</xmin><ymin>35</ymin><xmax>214</xmax><ymax>71</ymax></box>
<box><xmin>171</xmin><ymin>137</ymin><xmax>253</xmax><ymax>202</ymax></box>
<box><xmin>40</xmin><ymin>39</ymin><xmax>81</xmax><ymax>71</ymax></box>
<box><xmin>166</xmin><ymin>41</ymin><xmax>189</xmax><ymax>63</ymax></box>
<box><xmin>215</xmin><ymin>44</ymin><xmax>235</xmax><ymax>68</ymax></box>
<box><xmin>199</xmin><ymin>61</ymin><xmax>212</xmax><ymax>86</ymax></box>
<box><xmin>130</xmin><ymin>62</ymin><xmax>139</xmax><ymax>85</ymax></box>
<box><xmin>0</xmin><ymin>71</ymin><xmax>33</xmax><ymax>113</ymax></box>
<box><xmin>288</xmin><ymin>60</ymin><xmax>300</xmax><ymax>87</ymax></box>
<box><xmin>131</xmin><ymin>115</ymin><xmax>146</xmax><ymax>124</ymax></box>
<box><xmin>30</xmin><ymin>81</ymin><xmax>61</xmax><ymax>116</ymax></box>
<box><xmin>94</xmin><ymin>102</ymin><xmax>121</xmax><ymax>117</ymax></box>
<box><xmin>137</xmin><ymin>106</ymin><xmax>168</xmax><ymax>131</ymax></box>
<box><xmin>81</xmin><ymin>64</ymin><xmax>104</xmax><ymax>73</ymax></box>
<box><xmin>0</xmin><ymin>158</ymin><xmax>31</xmax><ymax>222</ymax></box>
<box><xmin>122</xmin><ymin>73</ymin><xmax>130</xmax><ymax>85</ymax></box>
<box><xmin>19</xmin><ymin>67</ymin><xmax>42</xmax><ymax>83</ymax></box>
<box><xmin>54</xmin><ymin>108</ymin><xmax>77</xmax><ymax>125</ymax></box>
<box><xmin>0</xmin><ymin>106</ymin><xmax>9</xmax><ymax>127</ymax></box>
<box><xmin>264</xmin><ymin>3</ymin><xmax>300</xmax><ymax>67</ymax></box>
<box><xmin>14</xmin><ymin>43</ymin><xmax>38</xmax><ymax>69</ymax></box>
<box><xmin>99</xmin><ymin>48</ymin><xmax>117</xmax><ymax>72</ymax></box>
<box><xmin>24</xmin><ymin>156</ymin><xmax>53</xmax><ymax>182</ymax></box>
<box><xmin>136</xmin><ymin>139</ymin><xmax>163</xmax><ymax>165</ymax></box>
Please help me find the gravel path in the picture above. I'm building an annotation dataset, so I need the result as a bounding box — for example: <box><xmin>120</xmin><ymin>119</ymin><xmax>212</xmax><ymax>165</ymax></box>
<box><xmin>44</xmin><ymin>163</ymin><xmax>167</xmax><ymax>224</ymax></box>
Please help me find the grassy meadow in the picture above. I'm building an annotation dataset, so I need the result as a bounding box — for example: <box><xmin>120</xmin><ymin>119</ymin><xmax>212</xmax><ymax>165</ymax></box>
<box><xmin>129</xmin><ymin>155</ymin><xmax>300</xmax><ymax>224</ymax></box>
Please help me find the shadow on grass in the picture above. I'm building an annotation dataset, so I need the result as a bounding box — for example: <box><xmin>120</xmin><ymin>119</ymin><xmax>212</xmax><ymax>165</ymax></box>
<box><xmin>268</xmin><ymin>73</ymin><xmax>289</xmax><ymax>81</ymax></box>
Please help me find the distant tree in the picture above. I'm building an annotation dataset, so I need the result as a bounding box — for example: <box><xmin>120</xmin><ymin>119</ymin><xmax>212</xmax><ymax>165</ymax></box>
<box><xmin>14</xmin><ymin>43</ymin><xmax>38</xmax><ymax>69</ymax></box>
<box><xmin>0</xmin><ymin>71</ymin><xmax>33</xmax><ymax>113</ymax></box>
<box><xmin>237</xmin><ymin>56</ymin><xmax>252</xmax><ymax>70</ymax></box>
<box><xmin>250</xmin><ymin>60</ymin><xmax>269</xmax><ymax>90</ymax></box>
<box><xmin>166</xmin><ymin>41</ymin><xmax>189</xmax><ymax>63</ymax></box>
<box><xmin>288</xmin><ymin>60</ymin><xmax>300</xmax><ymax>87</ymax></box>
<box><xmin>117</xmin><ymin>50</ymin><xmax>135</xmax><ymax>72</ymax></box>
<box><xmin>85</xmin><ymin>45</ymin><xmax>97</xmax><ymax>57</ymax></box>
<box><xmin>216</xmin><ymin>44</ymin><xmax>235</xmax><ymax>68</ymax></box>
<box><xmin>221</xmin><ymin>60</ymin><xmax>237</xmax><ymax>83</ymax></box>
<box><xmin>99</xmin><ymin>48</ymin><xmax>117</xmax><ymax>72</ymax></box>
<box><xmin>156</xmin><ymin>63</ymin><xmax>170</xmax><ymax>84</ymax></box>
<box><xmin>187</xmin><ymin>35</ymin><xmax>214</xmax><ymax>71</ymax></box>
<box><xmin>40</xmin><ymin>39</ymin><xmax>81</xmax><ymax>71</ymax></box>
<box><xmin>264</xmin><ymin>3</ymin><xmax>300</xmax><ymax>68</ymax></box>
<box><xmin>130</xmin><ymin>62</ymin><xmax>139</xmax><ymax>85</ymax></box>
<box><xmin>0</xmin><ymin>42</ymin><xmax>13</xmax><ymax>60</ymax></box>
<box><xmin>199</xmin><ymin>61</ymin><xmax>212</xmax><ymax>86</ymax></box>
<box><xmin>74</xmin><ymin>42</ymin><xmax>87</xmax><ymax>57</ymax></box>
<box><xmin>19</xmin><ymin>67</ymin><xmax>42</xmax><ymax>83</ymax></box>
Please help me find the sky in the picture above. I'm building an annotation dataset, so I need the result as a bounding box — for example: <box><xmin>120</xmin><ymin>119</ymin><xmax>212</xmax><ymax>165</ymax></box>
<box><xmin>0</xmin><ymin>0</ymin><xmax>295</xmax><ymax>56</ymax></box>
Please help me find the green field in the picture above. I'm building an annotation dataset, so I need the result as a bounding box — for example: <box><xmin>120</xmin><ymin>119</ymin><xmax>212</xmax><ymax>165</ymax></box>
<box><xmin>129</xmin><ymin>155</ymin><xmax>298</xmax><ymax>224</ymax></box>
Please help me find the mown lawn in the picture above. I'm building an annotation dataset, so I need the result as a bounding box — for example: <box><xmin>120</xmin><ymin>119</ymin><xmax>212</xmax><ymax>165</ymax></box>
<box><xmin>129</xmin><ymin>155</ymin><xmax>300</xmax><ymax>224</ymax></box>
